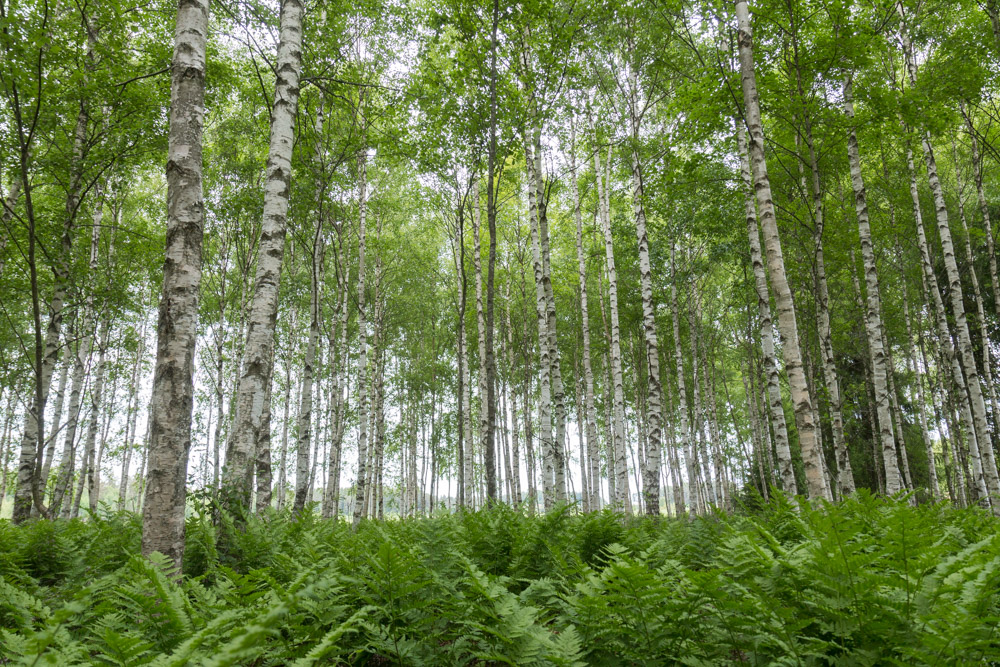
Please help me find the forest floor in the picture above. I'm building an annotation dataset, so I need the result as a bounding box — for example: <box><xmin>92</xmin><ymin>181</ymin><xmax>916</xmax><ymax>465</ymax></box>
<box><xmin>0</xmin><ymin>493</ymin><xmax>998</xmax><ymax>665</ymax></box>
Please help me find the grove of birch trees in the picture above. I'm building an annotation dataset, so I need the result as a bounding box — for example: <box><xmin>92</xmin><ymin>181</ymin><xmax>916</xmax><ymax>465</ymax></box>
<box><xmin>2</xmin><ymin>0</ymin><xmax>1000</xmax><ymax>568</ymax></box>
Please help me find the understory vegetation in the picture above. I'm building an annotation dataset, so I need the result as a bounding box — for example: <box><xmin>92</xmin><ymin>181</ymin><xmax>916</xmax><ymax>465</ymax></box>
<box><xmin>1</xmin><ymin>493</ymin><xmax>998</xmax><ymax>665</ymax></box>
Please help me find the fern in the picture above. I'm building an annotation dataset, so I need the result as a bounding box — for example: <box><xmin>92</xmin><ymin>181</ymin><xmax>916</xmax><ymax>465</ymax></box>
<box><xmin>1</xmin><ymin>493</ymin><xmax>997</xmax><ymax>665</ymax></box>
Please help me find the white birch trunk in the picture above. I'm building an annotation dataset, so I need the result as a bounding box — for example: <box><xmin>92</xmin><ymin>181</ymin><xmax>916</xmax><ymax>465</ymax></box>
<box><xmin>736</xmin><ymin>0</ymin><xmax>829</xmax><ymax>500</ymax></box>
<box><xmin>352</xmin><ymin>144</ymin><xmax>370</xmax><ymax>526</ymax></box>
<box><xmin>525</xmin><ymin>135</ymin><xmax>557</xmax><ymax>510</ymax></box>
<box><xmin>140</xmin><ymin>0</ymin><xmax>208</xmax><ymax>568</ymax></box>
<box><xmin>902</xmin><ymin>276</ymin><xmax>938</xmax><ymax>498</ymax></box>
<box><xmin>224</xmin><ymin>0</ymin><xmax>304</xmax><ymax>507</ymax></box>
<box><xmin>907</xmin><ymin>144</ymin><xmax>989</xmax><ymax>502</ymax></box>
<box><xmin>472</xmin><ymin>181</ymin><xmax>490</xmax><ymax>503</ymax></box>
<box><xmin>736</xmin><ymin>122</ymin><xmax>797</xmax><ymax>496</ymax></box>
<box><xmin>569</xmin><ymin>119</ymin><xmax>601</xmax><ymax>511</ymax></box>
<box><xmin>897</xmin><ymin>3</ymin><xmax>1000</xmax><ymax>508</ymax></box>
<box><xmin>843</xmin><ymin>77</ymin><xmax>898</xmax><ymax>494</ymax></box>
<box><xmin>294</xmin><ymin>236</ymin><xmax>323</xmax><ymax>514</ymax></box>
<box><xmin>961</xmin><ymin>106</ymin><xmax>1000</xmax><ymax>320</ymax></box>
<box><xmin>671</xmin><ymin>246</ymin><xmax>701</xmax><ymax>513</ymax></box>
<box><xmin>626</xmin><ymin>66</ymin><xmax>662</xmax><ymax>515</ymax></box>
<box><xmin>953</xmin><ymin>141</ymin><xmax>1000</xmax><ymax>486</ymax></box>
<box><xmin>593</xmin><ymin>141</ymin><xmax>629</xmax><ymax>509</ymax></box>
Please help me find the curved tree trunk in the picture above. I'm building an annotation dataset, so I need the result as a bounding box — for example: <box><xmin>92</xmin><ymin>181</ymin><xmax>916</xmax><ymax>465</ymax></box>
<box><xmin>961</xmin><ymin>105</ymin><xmax>1000</xmax><ymax>320</ymax></box>
<box><xmin>12</xmin><ymin>73</ymin><xmax>91</xmax><ymax>523</ymax></box>
<box><xmin>39</xmin><ymin>359</ymin><xmax>67</xmax><ymax>495</ymax></box>
<box><xmin>953</xmin><ymin>141</ymin><xmax>1000</xmax><ymax>483</ymax></box>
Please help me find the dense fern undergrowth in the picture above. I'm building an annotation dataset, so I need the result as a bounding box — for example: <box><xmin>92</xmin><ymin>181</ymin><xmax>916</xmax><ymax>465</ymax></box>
<box><xmin>1</xmin><ymin>493</ymin><xmax>998</xmax><ymax>666</ymax></box>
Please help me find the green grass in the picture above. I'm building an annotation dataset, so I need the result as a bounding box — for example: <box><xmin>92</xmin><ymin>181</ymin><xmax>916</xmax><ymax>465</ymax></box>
<box><xmin>0</xmin><ymin>491</ymin><xmax>998</xmax><ymax>665</ymax></box>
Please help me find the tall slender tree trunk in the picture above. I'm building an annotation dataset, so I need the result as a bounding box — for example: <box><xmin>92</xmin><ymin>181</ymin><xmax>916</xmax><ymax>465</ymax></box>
<box><xmin>961</xmin><ymin>105</ymin><xmax>1000</xmax><ymax>320</ymax></box>
<box><xmin>596</xmin><ymin>262</ymin><xmax>615</xmax><ymax>505</ymax></box>
<box><xmin>569</xmin><ymin>119</ymin><xmax>601</xmax><ymax>511</ymax></box>
<box><xmin>626</xmin><ymin>66</ymin><xmax>662</xmax><ymax>515</ymax></box>
<box><xmin>140</xmin><ymin>0</ymin><xmax>208</xmax><ymax>569</ymax></box>
<box><xmin>119</xmin><ymin>332</ymin><xmax>144</xmax><ymax>508</ymax></box>
<box><xmin>276</xmin><ymin>362</ymin><xmax>292</xmax><ymax>511</ymax></box>
<box><xmin>905</xmin><ymin>142</ymin><xmax>988</xmax><ymax>501</ymax></box>
<box><xmin>533</xmin><ymin>137</ymin><xmax>567</xmax><ymax>507</ymax></box>
<box><xmin>593</xmin><ymin>140</ymin><xmax>629</xmax><ymax>509</ymax></box>
<box><xmin>84</xmin><ymin>319</ymin><xmax>110</xmax><ymax>514</ymax></box>
<box><xmin>736</xmin><ymin>0</ymin><xmax>828</xmax><ymax>500</ymax></box>
<box><xmin>520</xmin><ymin>298</ymin><xmax>539</xmax><ymax>513</ymax></box>
<box><xmin>53</xmin><ymin>329</ymin><xmax>89</xmax><ymax>518</ymax></box>
<box><xmin>323</xmin><ymin>247</ymin><xmax>349</xmax><ymax>518</ymax></box>
<box><xmin>224</xmin><ymin>0</ymin><xmax>304</xmax><ymax>508</ymax></box>
<box><xmin>451</xmin><ymin>194</ymin><xmax>470</xmax><ymax>508</ymax></box>
<box><xmin>898</xmin><ymin>4</ymin><xmax>1000</xmax><ymax>508</ymax></box>
<box><xmin>0</xmin><ymin>397</ymin><xmax>15</xmax><ymax>503</ymax></box>
<box><xmin>483</xmin><ymin>0</ymin><xmax>500</xmax><ymax>504</ymax></box>
<box><xmin>841</xmin><ymin>77</ymin><xmax>900</xmax><ymax>494</ymax></box>
<box><xmin>525</xmin><ymin>135</ymin><xmax>556</xmax><ymax>510</ymax></box>
<box><xmin>671</xmin><ymin>246</ymin><xmax>701</xmax><ymax>513</ymax></box>
<box><xmin>40</xmin><ymin>360</ymin><xmax>68</xmax><ymax>498</ymax></box>
<box><xmin>736</xmin><ymin>123</ymin><xmax>797</xmax><ymax>496</ymax></box>
<box><xmin>902</xmin><ymin>278</ymin><xmax>938</xmax><ymax>498</ymax></box>
<box><xmin>352</xmin><ymin>140</ymin><xmax>370</xmax><ymax>526</ymax></box>
<box><xmin>294</xmin><ymin>235</ymin><xmax>324</xmax><ymax>514</ymax></box>
<box><xmin>472</xmin><ymin>182</ymin><xmax>492</xmax><ymax>503</ymax></box>
<box><xmin>12</xmin><ymin>66</ymin><xmax>92</xmax><ymax>523</ymax></box>
<box><xmin>504</xmin><ymin>301</ymin><xmax>523</xmax><ymax>505</ymax></box>
<box><xmin>953</xmin><ymin>140</ymin><xmax>1000</xmax><ymax>475</ymax></box>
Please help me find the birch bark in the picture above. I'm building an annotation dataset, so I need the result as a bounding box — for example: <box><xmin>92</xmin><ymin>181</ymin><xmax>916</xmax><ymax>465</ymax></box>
<box><xmin>224</xmin><ymin>0</ymin><xmax>304</xmax><ymax>508</ymax></box>
<box><xmin>569</xmin><ymin>119</ymin><xmax>601</xmax><ymax>511</ymax></box>
<box><xmin>897</xmin><ymin>3</ymin><xmax>1000</xmax><ymax>508</ymax></box>
<box><xmin>472</xmin><ymin>181</ymin><xmax>491</xmax><ymax>504</ymax></box>
<box><xmin>842</xmin><ymin>76</ymin><xmax>897</xmax><ymax>495</ymax></box>
<box><xmin>140</xmin><ymin>0</ymin><xmax>208</xmax><ymax>568</ymax></box>
<box><xmin>671</xmin><ymin>246</ymin><xmax>701</xmax><ymax>513</ymax></box>
<box><xmin>352</xmin><ymin>143</ymin><xmax>370</xmax><ymax>526</ymax></box>
<box><xmin>593</xmin><ymin>141</ymin><xmax>629</xmax><ymax>508</ymax></box>
<box><xmin>906</xmin><ymin>143</ymin><xmax>989</xmax><ymax>502</ymax></box>
<box><xmin>736</xmin><ymin>122</ymin><xmax>797</xmax><ymax>495</ymax></box>
<box><xmin>736</xmin><ymin>0</ymin><xmax>828</xmax><ymax>500</ymax></box>
<box><xmin>960</xmin><ymin>106</ymin><xmax>1000</xmax><ymax>320</ymax></box>
<box><xmin>626</xmin><ymin>65</ymin><xmax>662</xmax><ymax>515</ymax></box>
<box><xmin>294</xmin><ymin>233</ymin><xmax>324</xmax><ymax>514</ymax></box>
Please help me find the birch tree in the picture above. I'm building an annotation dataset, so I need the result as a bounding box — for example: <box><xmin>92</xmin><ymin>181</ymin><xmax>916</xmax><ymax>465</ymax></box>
<box><xmin>735</xmin><ymin>0</ymin><xmax>829</xmax><ymax>500</ymax></box>
<box><xmin>224</xmin><ymin>0</ymin><xmax>305</xmax><ymax>509</ymax></box>
<box><xmin>141</xmin><ymin>0</ymin><xmax>209</xmax><ymax>568</ymax></box>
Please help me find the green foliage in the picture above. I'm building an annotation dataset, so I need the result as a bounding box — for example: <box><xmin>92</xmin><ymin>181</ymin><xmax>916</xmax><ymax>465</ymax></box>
<box><xmin>1</xmin><ymin>495</ymin><xmax>998</xmax><ymax>664</ymax></box>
